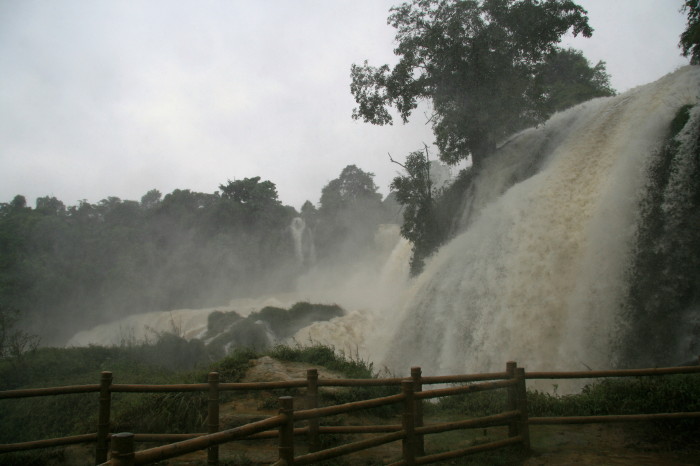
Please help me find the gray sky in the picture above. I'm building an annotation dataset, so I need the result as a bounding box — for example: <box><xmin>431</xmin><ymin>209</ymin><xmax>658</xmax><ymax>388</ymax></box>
<box><xmin>0</xmin><ymin>0</ymin><xmax>692</xmax><ymax>210</ymax></box>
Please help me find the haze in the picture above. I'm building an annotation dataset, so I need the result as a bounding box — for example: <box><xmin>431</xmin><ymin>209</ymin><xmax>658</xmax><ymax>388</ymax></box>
<box><xmin>0</xmin><ymin>0</ymin><xmax>691</xmax><ymax>209</ymax></box>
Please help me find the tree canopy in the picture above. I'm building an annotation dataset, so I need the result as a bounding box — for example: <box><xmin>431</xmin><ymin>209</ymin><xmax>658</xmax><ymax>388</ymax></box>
<box><xmin>351</xmin><ymin>0</ymin><xmax>614</xmax><ymax>167</ymax></box>
<box><xmin>680</xmin><ymin>0</ymin><xmax>700</xmax><ymax>64</ymax></box>
<box><xmin>318</xmin><ymin>165</ymin><xmax>382</xmax><ymax>216</ymax></box>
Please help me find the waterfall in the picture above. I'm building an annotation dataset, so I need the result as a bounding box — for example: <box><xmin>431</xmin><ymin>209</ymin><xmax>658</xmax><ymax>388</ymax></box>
<box><xmin>67</xmin><ymin>68</ymin><xmax>700</xmax><ymax>377</ymax></box>
<box><xmin>379</xmin><ymin>66</ymin><xmax>700</xmax><ymax>375</ymax></box>
<box><xmin>290</xmin><ymin>217</ymin><xmax>316</xmax><ymax>267</ymax></box>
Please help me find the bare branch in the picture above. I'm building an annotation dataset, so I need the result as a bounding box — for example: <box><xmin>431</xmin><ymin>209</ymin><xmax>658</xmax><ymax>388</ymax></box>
<box><xmin>388</xmin><ymin>152</ymin><xmax>407</xmax><ymax>170</ymax></box>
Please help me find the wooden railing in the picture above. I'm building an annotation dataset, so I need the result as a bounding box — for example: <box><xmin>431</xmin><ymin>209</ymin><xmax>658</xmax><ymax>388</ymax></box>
<box><xmin>1</xmin><ymin>361</ymin><xmax>699</xmax><ymax>465</ymax></box>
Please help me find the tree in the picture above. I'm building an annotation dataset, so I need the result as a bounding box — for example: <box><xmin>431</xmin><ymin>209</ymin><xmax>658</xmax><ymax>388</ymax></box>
<box><xmin>219</xmin><ymin>177</ymin><xmax>281</xmax><ymax>209</ymax></box>
<box><xmin>318</xmin><ymin>165</ymin><xmax>383</xmax><ymax>216</ymax></box>
<box><xmin>35</xmin><ymin>196</ymin><xmax>66</xmax><ymax>216</ymax></box>
<box><xmin>680</xmin><ymin>0</ymin><xmax>700</xmax><ymax>64</ymax></box>
<box><xmin>390</xmin><ymin>147</ymin><xmax>443</xmax><ymax>275</ymax></box>
<box><xmin>316</xmin><ymin>165</ymin><xmax>385</xmax><ymax>258</ymax></box>
<box><xmin>535</xmin><ymin>47</ymin><xmax>614</xmax><ymax>114</ymax></box>
<box><xmin>140</xmin><ymin>189</ymin><xmax>162</xmax><ymax>209</ymax></box>
<box><xmin>351</xmin><ymin>0</ymin><xmax>612</xmax><ymax>168</ymax></box>
<box><xmin>0</xmin><ymin>305</ymin><xmax>39</xmax><ymax>358</ymax></box>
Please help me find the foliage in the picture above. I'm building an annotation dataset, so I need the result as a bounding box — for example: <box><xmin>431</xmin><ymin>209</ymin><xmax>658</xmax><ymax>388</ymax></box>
<box><xmin>680</xmin><ymin>0</ymin><xmax>700</xmax><ymax>64</ymax></box>
<box><xmin>621</xmin><ymin>103</ymin><xmax>700</xmax><ymax>367</ymax></box>
<box><xmin>433</xmin><ymin>374</ymin><xmax>700</xmax><ymax>438</ymax></box>
<box><xmin>268</xmin><ymin>343</ymin><xmax>399</xmax><ymax>415</ymax></box>
<box><xmin>318</xmin><ymin>165</ymin><xmax>382</xmax><ymax>214</ymax></box>
<box><xmin>351</xmin><ymin>0</ymin><xmax>614</xmax><ymax>167</ymax></box>
<box><xmin>268</xmin><ymin>343</ymin><xmax>374</xmax><ymax>379</ymax></box>
<box><xmin>210</xmin><ymin>347</ymin><xmax>259</xmax><ymax>382</ymax></box>
<box><xmin>391</xmin><ymin>149</ymin><xmax>444</xmax><ymax>275</ymax></box>
<box><xmin>0</xmin><ymin>305</ymin><xmax>39</xmax><ymax>359</ymax></box>
<box><xmin>0</xmin><ymin>178</ymin><xmax>298</xmax><ymax>345</ymax></box>
<box><xmin>315</xmin><ymin>165</ymin><xmax>390</xmax><ymax>260</ymax></box>
<box><xmin>535</xmin><ymin>47</ymin><xmax>614</xmax><ymax>113</ymax></box>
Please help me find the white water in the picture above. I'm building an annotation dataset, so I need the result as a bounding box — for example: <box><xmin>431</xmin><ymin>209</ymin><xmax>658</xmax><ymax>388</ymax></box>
<box><xmin>290</xmin><ymin>217</ymin><xmax>316</xmax><ymax>266</ymax></box>
<box><xmin>378</xmin><ymin>67</ymin><xmax>700</xmax><ymax>375</ymax></box>
<box><xmin>69</xmin><ymin>67</ymin><xmax>700</xmax><ymax>377</ymax></box>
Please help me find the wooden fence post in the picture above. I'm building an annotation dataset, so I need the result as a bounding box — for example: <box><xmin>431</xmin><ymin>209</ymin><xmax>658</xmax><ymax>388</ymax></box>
<box><xmin>410</xmin><ymin>366</ymin><xmax>424</xmax><ymax>457</ymax></box>
<box><xmin>278</xmin><ymin>396</ymin><xmax>295</xmax><ymax>465</ymax></box>
<box><xmin>207</xmin><ymin>372</ymin><xmax>220</xmax><ymax>466</ymax></box>
<box><xmin>110</xmin><ymin>432</ymin><xmax>135</xmax><ymax>466</ymax></box>
<box><xmin>401</xmin><ymin>380</ymin><xmax>416</xmax><ymax>465</ymax></box>
<box><xmin>505</xmin><ymin>361</ymin><xmax>518</xmax><ymax>438</ymax></box>
<box><xmin>96</xmin><ymin>371</ymin><xmax>112</xmax><ymax>464</ymax></box>
<box><xmin>515</xmin><ymin>367</ymin><xmax>530</xmax><ymax>450</ymax></box>
<box><xmin>306</xmin><ymin>368</ymin><xmax>320</xmax><ymax>452</ymax></box>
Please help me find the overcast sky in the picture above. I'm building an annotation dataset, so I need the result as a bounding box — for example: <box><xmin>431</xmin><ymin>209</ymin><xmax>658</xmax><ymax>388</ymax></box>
<box><xmin>0</xmin><ymin>0</ymin><xmax>692</xmax><ymax>210</ymax></box>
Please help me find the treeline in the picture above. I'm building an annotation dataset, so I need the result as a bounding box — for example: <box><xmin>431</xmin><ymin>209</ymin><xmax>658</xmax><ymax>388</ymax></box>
<box><xmin>0</xmin><ymin>165</ymin><xmax>396</xmax><ymax>346</ymax></box>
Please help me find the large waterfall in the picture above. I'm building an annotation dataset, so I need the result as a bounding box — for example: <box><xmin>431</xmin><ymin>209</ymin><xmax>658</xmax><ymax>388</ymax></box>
<box><xmin>69</xmin><ymin>67</ymin><xmax>700</xmax><ymax>377</ymax></box>
<box><xmin>377</xmin><ymin>66</ymin><xmax>700</xmax><ymax>375</ymax></box>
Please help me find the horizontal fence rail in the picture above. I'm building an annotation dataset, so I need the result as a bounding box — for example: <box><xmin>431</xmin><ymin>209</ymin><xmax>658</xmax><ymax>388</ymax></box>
<box><xmin>1</xmin><ymin>359</ymin><xmax>698</xmax><ymax>465</ymax></box>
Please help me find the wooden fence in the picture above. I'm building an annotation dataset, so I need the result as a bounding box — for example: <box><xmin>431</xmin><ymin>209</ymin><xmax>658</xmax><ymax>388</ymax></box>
<box><xmin>1</xmin><ymin>361</ymin><xmax>699</xmax><ymax>465</ymax></box>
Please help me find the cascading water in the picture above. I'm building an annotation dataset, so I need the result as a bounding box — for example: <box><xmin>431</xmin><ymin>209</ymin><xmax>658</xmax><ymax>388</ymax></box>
<box><xmin>290</xmin><ymin>217</ymin><xmax>316</xmax><ymax>267</ymax></box>
<box><xmin>378</xmin><ymin>66</ymin><xmax>700</xmax><ymax>376</ymax></box>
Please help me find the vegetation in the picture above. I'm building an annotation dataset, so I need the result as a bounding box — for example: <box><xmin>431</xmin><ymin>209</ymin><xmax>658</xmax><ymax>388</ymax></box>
<box><xmin>353</xmin><ymin>0</ymin><xmax>615</xmax><ymax>272</ymax></box>
<box><xmin>621</xmin><ymin>103</ymin><xmax>700</xmax><ymax>367</ymax></box>
<box><xmin>0</xmin><ymin>164</ymin><xmax>393</xmax><ymax>347</ymax></box>
<box><xmin>680</xmin><ymin>0</ymin><xmax>700</xmax><ymax>64</ymax></box>
<box><xmin>314</xmin><ymin>164</ymin><xmax>392</xmax><ymax>260</ymax></box>
<box><xmin>351</xmin><ymin>0</ymin><xmax>614</xmax><ymax>168</ymax></box>
<box><xmin>390</xmin><ymin>149</ymin><xmax>443</xmax><ymax>275</ymax></box>
<box><xmin>2</xmin><ymin>340</ymin><xmax>698</xmax><ymax>464</ymax></box>
<box><xmin>0</xmin><ymin>341</ymin><xmax>389</xmax><ymax>465</ymax></box>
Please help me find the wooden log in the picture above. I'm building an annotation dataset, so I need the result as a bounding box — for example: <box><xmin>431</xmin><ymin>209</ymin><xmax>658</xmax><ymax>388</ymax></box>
<box><xmin>96</xmin><ymin>371</ymin><xmax>113</xmax><ymax>464</ymax></box>
<box><xmin>293</xmin><ymin>393</ymin><xmax>405</xmax><ymax>421</ymax></box>
<box><xmin>505</xmin><ymin>362</ymin><xmax>518</xmax><ymax>438</ymax></box>
<box><xmin>207</xmin><ymin>372</ymin><xmax>219</xmax><ymax>466</ymax></box>
<box><xmin>278</xmin><ymin>396</ymin><xmax>294</xmax><ymax>465</ymax></box>
<box><xmin>526</xmin><ymin>365</ymin><xmax>700</xmax><ymax>379</ymax></box>
<box><xmin>131</xmin><ymin>433</ymin><xmax>204</xmax><ymax>442</ymax></box>
<box><xmin>0</xmin><ymin>433</ymin><xmax>97</xmax><ymax>452</ymax></box>
<box><xmin>218</xmin><ymin>380</ymin><xmax>308</xmax><ymax>390</ymax></box>
<box><xmin>529</xmin><ymin>411</ymin><xmax>700</xmax><ymax>424</ymax></box>
<box><xmin>293</xmin><ymin>430</ymin><xmax>406</xmax><ymax>466</ymax></box>
<box><xmin>133</xmin><ymin>415</ymin><xmax>284</xmax><ymax>464</ymax></box>
<box><xmin>0</xmin><ymin>384</ymin><xmax>100</xmax><ymax>399</ymax></box>
<box><xmin>411</xmin><ymin>367</ymin><xmax>424</xmax><ymax>457</ymax></box>
<box><xmin>246</xmin><ymin>424</ymin><xmax>404</xmax><ymax>439</ymax></box>
<box><xmin>515</xmin><ymin>367</ymin><xmax>530</xmax><ymax>449</ymax></box>
<box><xmin>415</xmin><ymin>378</ymin><xmax>516</xmax><ymax>400</ymax></box>
<box><xmin>109</xmin><ymin>383</ymin><xmax>209</xmax><ymax>393</ymax></box>
<box><xmin>414</xmin><ymin>410</ymin><xmax>520</xmax><ymax>436</ymax></box>
<box><xmin>318</xmin><ymin>425</ymin><xmax>402</xmax><ymax>433</ymax></box>
<box><xmin>306</xmin><ymin>369</ymin><xmax>320</xmax><ymax>452</ymax></box>
<box><xmin>420</xmin><ymin>372</ymin><xmax>509</xmax><ymax>384</ymax></box>
<box><xmin>402</xmin><ymin>380</ymin><xmax>416</xmax><ymax>465</ymax></box>
<box><xmin>315</xmin><ymin>377</ymin><xmax>404</xmax><ymax>387</ymax></box>
<box><xmin>110</xmin><ymin>432</ymin><xmax>135</xmax><ymax>466</ymax></box>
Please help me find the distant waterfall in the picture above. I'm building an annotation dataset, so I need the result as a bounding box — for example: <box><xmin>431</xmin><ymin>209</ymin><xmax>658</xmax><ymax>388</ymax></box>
<box><xmin>290</xmin><ymin>217</ymin><xmax>316</xmax><ymax>267</ymax></box>
<box><xmin>379</xmin><ymin>67</ymin><xmax>700</xmax><ymax>375</ymax></box>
